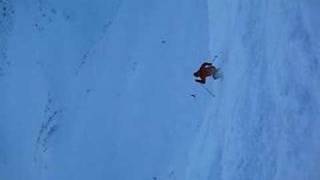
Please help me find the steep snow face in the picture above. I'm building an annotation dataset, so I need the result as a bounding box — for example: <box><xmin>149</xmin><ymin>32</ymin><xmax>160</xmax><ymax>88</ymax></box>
<box><xmin>0</xmin><ymin>0</ymin><xmax>210</xmax><ymax>180</ymax></box>
<box><xmin>1</xmin><ymin>0</ymin><xmax>319</xmax><ymax>180</ymax></box>
<box><xmin>185</xmin><ymin>0</ymin><xmax>320</xmax><ymax>180</ymax></box>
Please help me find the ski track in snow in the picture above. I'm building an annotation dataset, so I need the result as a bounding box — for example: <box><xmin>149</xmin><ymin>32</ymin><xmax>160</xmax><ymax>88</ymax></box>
<box><xmin>74</xmin><ymin>0</ymin><xmax>123</xmax><ymax>75</ymax></box>
<box><xmin>0</xmin><ymin>0</ymin><xmax>14</xmax><ymax>78</ymax></box>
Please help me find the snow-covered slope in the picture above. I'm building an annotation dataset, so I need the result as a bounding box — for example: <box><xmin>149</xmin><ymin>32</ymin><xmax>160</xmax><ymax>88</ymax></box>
<box><xmin>1</xmin><ymin>0</ymin><xmax>319</xmax><ymax>180</ymax></box>
<box><xmin>1</xmin><ymin>0</ymin><xmax>209</xmax><ymax>179</ymax></box>
<box><xmin>186</xmin><ymin>1</ymin><xmax>320</xmax><ymax>180</ymax></box>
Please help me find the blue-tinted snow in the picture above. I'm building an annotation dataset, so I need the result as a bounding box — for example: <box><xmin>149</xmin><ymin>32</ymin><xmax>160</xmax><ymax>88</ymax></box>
<box><xmin>0</xmin><ymin>0</ymin><xmax>319</xmax><ymax>180</ymax></box>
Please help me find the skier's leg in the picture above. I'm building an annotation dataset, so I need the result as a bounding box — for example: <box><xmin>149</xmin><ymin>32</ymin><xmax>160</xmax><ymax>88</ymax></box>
<box><xmin>213</xmin><ymin>68</ymin><xmax>223</xmax><ymax>79</ymax></box>
<box><xmin>213</xmin><ymin>74</ymin><xmax>219</xmax><ymax>79</ymax></box>
<box><xmin>195</xmin><ymin>79</ymin><xmax>206</xmax><ymax>84</ymax></box>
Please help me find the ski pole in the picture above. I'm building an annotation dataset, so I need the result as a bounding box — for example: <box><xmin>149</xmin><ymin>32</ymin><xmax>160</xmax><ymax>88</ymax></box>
<box><xmin>200</xmin><ymin>85</ymin><xmax>215</xmax><ymax>98</ymax></box>
<box><xmin>212</xmin><ymin>55</ymin><xmax>219</xmax><ymax>62</ymax></box>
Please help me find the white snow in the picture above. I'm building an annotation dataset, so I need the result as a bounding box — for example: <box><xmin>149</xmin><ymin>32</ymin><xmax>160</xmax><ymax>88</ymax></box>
<box><xmin>186</xmin><ymin>1</ymin><xmax>320</xmax><ymax>180</ymax></box>
<box><xmin>0</xmin><ymin>0</ymin><xmax>319</xmax><ymax>180</ymax></box>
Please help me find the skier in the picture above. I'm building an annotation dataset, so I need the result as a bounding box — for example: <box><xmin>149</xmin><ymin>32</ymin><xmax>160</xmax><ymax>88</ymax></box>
<box><xmin>193</xmin><ymin>62</ymin><xmax>218</xmax><ymax>84</ymax></box>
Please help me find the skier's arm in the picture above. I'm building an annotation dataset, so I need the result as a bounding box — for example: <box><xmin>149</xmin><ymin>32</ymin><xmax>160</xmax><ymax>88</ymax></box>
<box><xmin>201</xmin><ymin>62</ymin><xmax>212</xmax><ymax>68</ymax></box>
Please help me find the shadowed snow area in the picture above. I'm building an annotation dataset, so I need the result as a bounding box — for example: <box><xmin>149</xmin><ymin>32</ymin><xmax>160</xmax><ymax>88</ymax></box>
<box><xmin>0</xmin><ymin>0</ymin><xmax>319</xmax><ymax>180</ymax></box>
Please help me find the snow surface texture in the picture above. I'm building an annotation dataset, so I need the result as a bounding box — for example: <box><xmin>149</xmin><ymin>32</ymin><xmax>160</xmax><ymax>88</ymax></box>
<box><xmin>0</xmin><ymin>0</ymin><xmax>319</xmax><ymax>180</ymax></box>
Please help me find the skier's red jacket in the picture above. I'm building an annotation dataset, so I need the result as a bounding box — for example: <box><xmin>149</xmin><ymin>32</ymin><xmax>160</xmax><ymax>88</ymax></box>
<box><xmin>193</xmin><ymin>62</ymin><xmax>217</xmax><ymax>84</ymax></box>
